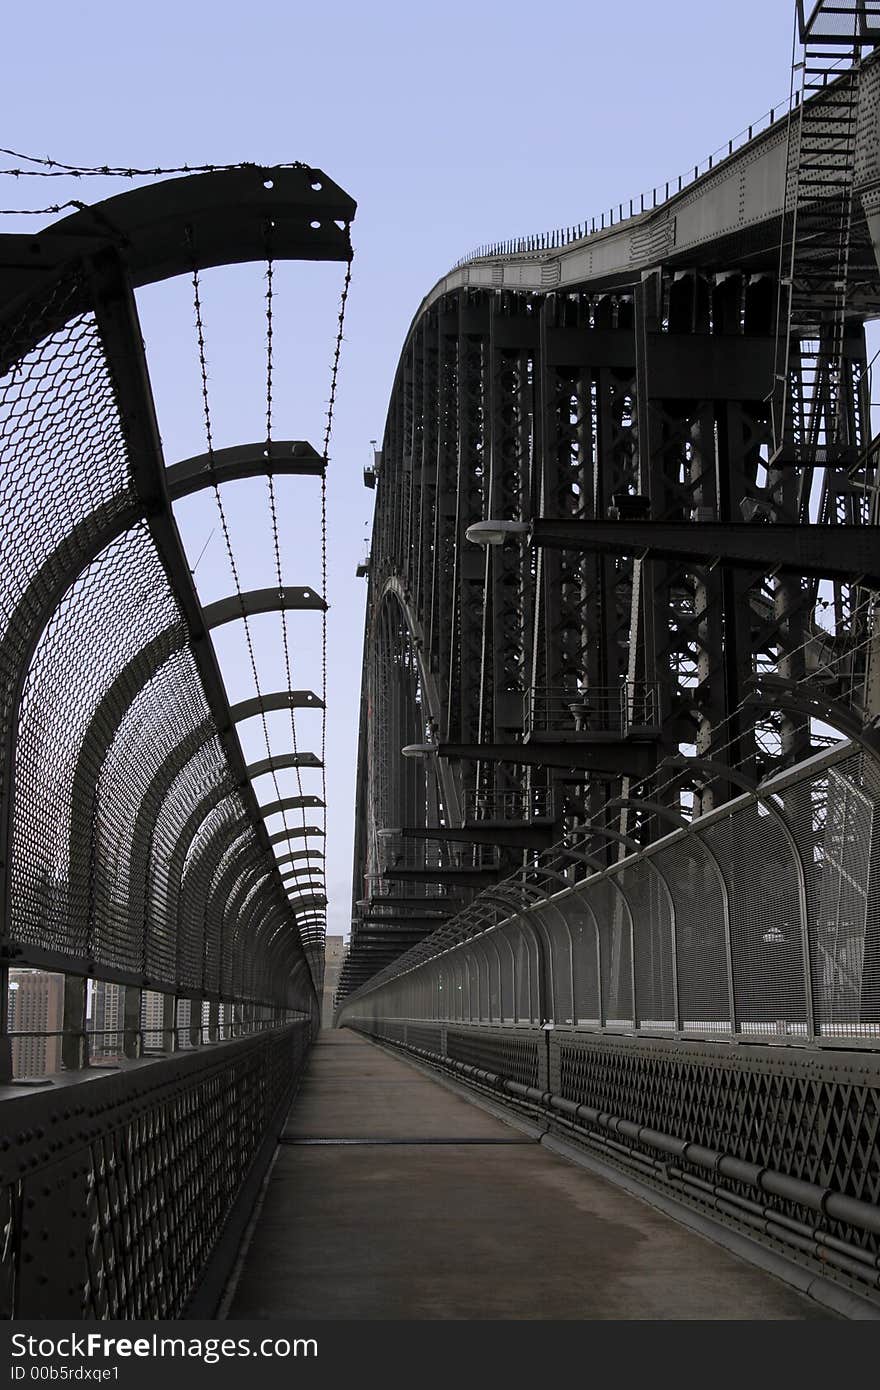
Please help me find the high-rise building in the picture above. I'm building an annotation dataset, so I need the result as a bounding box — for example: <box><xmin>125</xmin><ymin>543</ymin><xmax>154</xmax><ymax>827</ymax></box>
<box><xmin>89</xmin><ymin>980</ymin><xmax>123</xmax><ymax>1064</ymax></box>
<box><xmin>141</xmin><ymin>989</ymin><xmax>167</xmax><ymax>1049</ymax></box>
<box><xmin>7</xmin><ymin>969</ymin><xmax>64</xmax><ymax>1078</ymax></box>
<box><xmin>321</xmin><ymin>936</ymin><xmax>347</xmax><ymax>1028</ymax></box>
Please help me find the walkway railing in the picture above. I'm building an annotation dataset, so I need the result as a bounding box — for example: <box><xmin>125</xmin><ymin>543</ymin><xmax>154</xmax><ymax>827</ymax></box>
<box><xmin>461</xmin><ymin>787</ymin><xmax>553</xmax><ymax>822</ymax></box>
<box><xmin>0</xmin><ymin>1021</ymin><xmax>311</xmax><ymax>1319</ymax></box>
<box><xmin>451</xmin><ymin>92</ymin><xmax>801</xmax><ymax>268</ymax></box>
<box><xmin>525</xmin><ymin>683</ymin><xmax>660</xmax><ymax>739</ymax></box>
<box><xmin>341</xmin><ymin>739</ymin><xmax>880</xmax><ymax>1043</ymax></box>
<box><xmin>345</xmin><ymin>1017</ymin><xmax>880</xmax><ymax>1309</ymax></box>
<box><xmin>452</xmin><ymin>47</ymin><xmax>867</xmax><ymax>272</ymax></box>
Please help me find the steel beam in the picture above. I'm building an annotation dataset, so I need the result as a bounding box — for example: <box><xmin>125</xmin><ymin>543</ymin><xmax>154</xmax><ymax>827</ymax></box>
<box><xmin>246</xmin><ymin>752</ymin><xmax>322</xmax><ymax>777</ymax></box>
<box><xmin>258</xmin><ymin>795</ymin><xmax>325</xmax><ymax>818</ymax></box>
<box><xmin>267</xmin><ymin>826</ymin><xmax>324</xmax><ymax>846</ymax></box>
<box><xmin>437</xmin><ymin>740</ymin><xmax>657</xmax><ymax>776</ymax></box>
<box><xmin>202</xmin><ymin>587</ymin><xmax>326</xmax><ymax>630</ymax></box>
<box><xmin>0</xmin><ymin>166</ymin><xmax>355</xmax><ymax>338</ymax></box>
<box><xmin>530</xmin><ymin>518</ymin><xmax>880</xmax><ymax>586</ymax></box>
<box><xmin>382</xmin><ymin>868</ymin><xmax>501</xmax><ymax>887</ymax></box>
<box><xmin>274</xmin><ymin>850</ymin><xmax>325</xmax><ymax>868</ymax></box>
<box><xmin>230</xmin><ymin>690</ymin><xmax>324</xmax><ymax>723</ymax></box>
<box><xmin>166</xmin><ymin>440</ymin><xmax>324</xmax><ymax>500</ymax></box>
<box><xmin>397</xmin><ymin>823</ymin><xmax>556</xmax><ymax>849</ymax></box>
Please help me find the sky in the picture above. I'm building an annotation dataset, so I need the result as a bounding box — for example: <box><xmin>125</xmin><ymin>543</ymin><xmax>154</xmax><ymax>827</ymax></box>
<box><xmin>1</xmin><ymin>0</ymin><xmax>801</xmax><ymax>943</ymax></box>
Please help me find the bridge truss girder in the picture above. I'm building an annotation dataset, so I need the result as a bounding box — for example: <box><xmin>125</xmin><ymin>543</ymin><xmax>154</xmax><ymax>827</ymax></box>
<box><xmin>344</xmin><ymin>49</ymin><xmax>880</xmax><ymax>998</ymax></box>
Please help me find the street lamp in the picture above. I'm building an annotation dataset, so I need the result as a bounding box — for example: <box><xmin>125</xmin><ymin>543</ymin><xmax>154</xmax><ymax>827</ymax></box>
<box><xmin>465</xmin><ymin>519</ymin><xmax>530</xmax><ymax>546</ymax></box>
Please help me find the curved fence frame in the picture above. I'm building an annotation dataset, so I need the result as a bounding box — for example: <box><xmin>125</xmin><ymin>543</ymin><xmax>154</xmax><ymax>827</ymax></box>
<box><xmin>340</xmin><ymin>739</ymin><xmax>880</xmax><ymax>1043</ymax></box>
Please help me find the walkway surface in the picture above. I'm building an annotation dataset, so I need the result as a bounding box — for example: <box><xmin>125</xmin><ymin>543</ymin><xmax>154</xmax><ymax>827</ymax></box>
<box><xmin>226</xmin><ymin>1030</ymin><xmax>831</xmax><ymax>1320</ymax></box>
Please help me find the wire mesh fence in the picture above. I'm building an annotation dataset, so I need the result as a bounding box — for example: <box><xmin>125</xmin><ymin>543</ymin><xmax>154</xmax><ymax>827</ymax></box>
<box><xmin>341</xmin><ymin>739</ymin><xmax>880</xmax><ymax>1042</ymax></box>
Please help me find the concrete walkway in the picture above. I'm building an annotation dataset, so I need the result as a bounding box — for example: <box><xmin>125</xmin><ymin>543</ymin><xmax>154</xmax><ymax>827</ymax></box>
<box><xmin>226</xmin><ymin>1030</ymin><xmax>831</xmax><ymax>1320</ymax></box>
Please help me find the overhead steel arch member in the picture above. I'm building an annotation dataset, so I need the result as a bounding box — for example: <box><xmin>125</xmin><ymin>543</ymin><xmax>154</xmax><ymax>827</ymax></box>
<box><xmin>201</xmin><ymin>586</ymin><xmax>327</xmax><ymax>630</ymax></box>
<box><xmin>246</xmin><ymin>752</ymin><xmax>322</xmax><ymax>777</ymax></box>
<box><xmin>259</xmin><ymin>795</ymin><xmax>325</xmax><ymax>820</ymax></box>
<box><xmin>0</xmin><ymin>165</ymin><xmax>355</xmax><ymax>351</ymax></box>
<box><xmin>267</xmin><ymin>826</ymin><xmax>324</xmax><ymax>847</ymax></box>
<box><xmin>287</xmin><ymin>893</ymin><xmax>327</xmax><ymax>912</ymax></box>
<box><xmin>281</xmin><ymin>867</ymin><xmax>324</xmax><ymax>884</ymax></box>
<box><xmin>274</xmin><ymin>850</ymin><xmax>325</xmax><ymax>870</ymax></box>
<box><xmin>165</xmin><ymin>440</ymin><xmax>325</xmax><ymax>500</ymax></box>
<box><xmin>229</xmin><ymin>690</ymin><xmax>324</xmax><ymax>724</ymax></box>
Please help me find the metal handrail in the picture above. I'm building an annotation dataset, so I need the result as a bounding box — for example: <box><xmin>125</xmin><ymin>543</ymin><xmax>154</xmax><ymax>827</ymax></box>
<box><xmin>452</xmin><ymin>91</ymin><xmax>801</xmax><ymax>270</ymax></box>
<box><xmin>525</xmin><ymin>683</ymin><xmax>660</xmax><ymax>736</ymax></box>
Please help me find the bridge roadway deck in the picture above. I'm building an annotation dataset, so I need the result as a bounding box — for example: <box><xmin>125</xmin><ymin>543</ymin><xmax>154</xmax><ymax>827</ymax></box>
<box><xmin>225</xmin><ymin>1030</ymin><xmax>831</xmax><ymax>1320</ymax></box>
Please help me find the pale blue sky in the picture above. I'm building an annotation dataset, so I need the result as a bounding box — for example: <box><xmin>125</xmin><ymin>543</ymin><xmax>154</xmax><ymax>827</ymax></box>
<box><xmin>2</xmin><ymin>1</ymin><xmax>800</xmax><ymax>940</ymax></box>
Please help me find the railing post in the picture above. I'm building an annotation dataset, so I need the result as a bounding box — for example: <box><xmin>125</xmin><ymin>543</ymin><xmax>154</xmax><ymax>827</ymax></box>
<box><xmin>207</xmin><ymin>999</ymin><xmax>220</xmax><ymax>1042</ymax></box>
<box><xmin>123</xmin><ymin>985</ymin><xmax>141</xmax><ymax>1059</ymax></box>
<box><xmin>62</xmin><ymin>974</ymin><xmax>88</xmax><ymax>1071</ymax></box>
<box><xmin>0</xmin><ymin>963</ymin><xmax>10</xmax><ymax>1082</ymax></box>
<box><xmin>160</xmin><ymin>992</ymin><xmax>176</xmax><ymax>1051</ymax></box>
<box><xmin>189</xmin><ymin>999</ymin><xmax>202</xmax><ymax>1047</ymax></box>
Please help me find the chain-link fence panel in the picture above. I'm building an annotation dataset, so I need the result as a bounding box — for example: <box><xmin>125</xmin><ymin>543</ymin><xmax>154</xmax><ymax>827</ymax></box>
<box><xmin>651</xmin><ymin>836</ymin><xmax>731</xmax><ymax>1031</ymax></box>
<box><xmin>580</xmin><ymin>878</ymin><xmax>633</xmax><ymax>1026</ymax></box>
<box><xmin>699</xmin><ymin>803</ymin><xmax>808</xmax><ymax>1036</ymax></box>
<box><xmin>0</xmin><ymin>291</ymin><xmax>135</xmax><ymax>823</ymax></box>
<box><xmin>12</xmin><ymin>527</ymin><xmax>180</xmax><ymax>961</ymax></box>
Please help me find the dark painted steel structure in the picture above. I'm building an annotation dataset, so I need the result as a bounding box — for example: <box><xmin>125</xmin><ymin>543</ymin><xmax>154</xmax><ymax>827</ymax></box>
<box><xmin>5</xmin><ymin>0</ymin><xmax>880</xmax><ymax>1326</ymax></box>
<box><xmin>0</xmin><ymin>163</ymin><xmax>354</xmax><ymax>1316</ymax></box>
<box><xmin>341</xmin><ymin>7</ymin><xmax>880</xmax><ymax>997</ymax></box>
<box><xmin>336</xmin><ymin>1</ymin><xmax>880</xmax><ymax>1317</ymax></box>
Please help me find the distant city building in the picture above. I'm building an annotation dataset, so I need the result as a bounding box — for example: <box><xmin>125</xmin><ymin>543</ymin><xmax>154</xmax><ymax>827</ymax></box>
<box><xmin>322</xmin><ymin>936</ymin><xmax>347</xmax><ymax>1028</ymax></box>
<box><xmin>89</xmin><ymin>980</ymin><xmax>123</xmax><ymax>1063</ymax></box>
<box><xmin>141</xmin><ymin>989</ymin><xmax>168</xmax><ymax>1049</ymax></box>
<box><xmin>7</xmin><ymin>969</ymin><xmax>64</xmax><ymax>1078</ymax></box>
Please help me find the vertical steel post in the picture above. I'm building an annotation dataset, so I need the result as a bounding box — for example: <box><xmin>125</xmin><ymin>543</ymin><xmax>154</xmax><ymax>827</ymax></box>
<box><xmin>62</xmin><ymin>974</ymin><xmax>88</xmax><ymax>1072</ymax></box>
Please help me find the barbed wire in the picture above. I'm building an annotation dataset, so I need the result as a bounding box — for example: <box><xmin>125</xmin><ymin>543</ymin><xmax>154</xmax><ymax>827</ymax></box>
<box><xmin>319</xmin><ymin>245</ymin><xmax>354</xmax><ymax>902</ymax></box>
<box><xmin>188</xmin><ymin>233</ymin><xmax>296</xmax><ymax>896</ymax></box>
<box><xmin>0</xmin><ymin>200</ymin><xmax>86</xmax><ymax>216</ymax></box>
<box><xmin>0</xmin><ymin>149</ymin><xmax>308</xmax><ymax>177</ymax></box>
<box><xmin>262</xmin><ymin>231</ymin><xmax>325</xmax><ymax>941</ymax></box>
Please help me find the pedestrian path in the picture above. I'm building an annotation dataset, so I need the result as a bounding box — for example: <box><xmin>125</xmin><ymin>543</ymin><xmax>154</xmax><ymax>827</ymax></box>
<box><xmin>226</xmin><ymin>1030</ymin><xmax>831</xmax><ymax>1320</ymax></box>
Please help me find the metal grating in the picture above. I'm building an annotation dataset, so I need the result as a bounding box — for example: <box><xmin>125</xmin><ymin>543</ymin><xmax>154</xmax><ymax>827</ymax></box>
<box><xmin>446</xmin><ymin>1027</ymin><xmax>539</xmax><ymax>1089</ymax></box>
